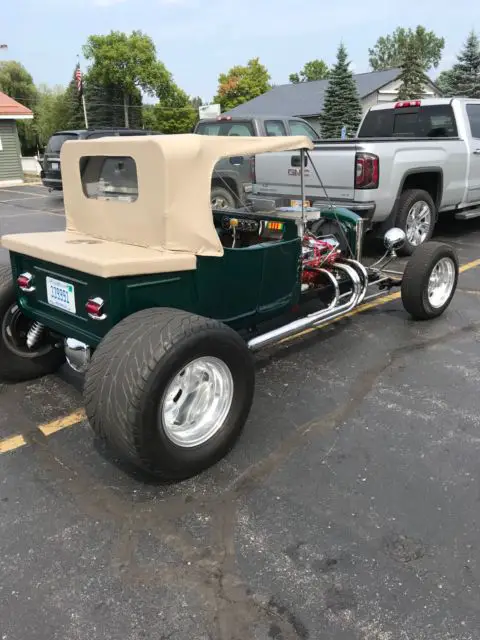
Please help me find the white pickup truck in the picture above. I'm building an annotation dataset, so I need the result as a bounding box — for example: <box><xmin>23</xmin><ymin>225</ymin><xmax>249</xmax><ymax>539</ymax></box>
<box><xmin>252</xmin><ymin>97</ymin><xmax>480</xmax><ymax>254</ymax></box>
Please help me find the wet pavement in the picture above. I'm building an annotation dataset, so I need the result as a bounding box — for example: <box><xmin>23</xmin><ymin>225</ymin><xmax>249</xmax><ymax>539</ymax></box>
<box><xmin>1</xmin><ymin>184</ymin><xmax>480</xmax><ymax>640</ymax></box>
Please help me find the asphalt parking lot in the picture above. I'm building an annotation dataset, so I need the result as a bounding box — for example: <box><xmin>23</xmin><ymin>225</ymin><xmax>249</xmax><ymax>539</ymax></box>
<box><xmin>1</xmin><ymin>184</ymin><xmax>480</xmax><ymax>640</ymax></box>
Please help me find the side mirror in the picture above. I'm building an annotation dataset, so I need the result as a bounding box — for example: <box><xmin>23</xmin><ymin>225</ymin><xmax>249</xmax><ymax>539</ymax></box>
<box><xmin>384</xmin><ymin>227</ymin><xmax>406</xmax><ymax>252</ymax></box>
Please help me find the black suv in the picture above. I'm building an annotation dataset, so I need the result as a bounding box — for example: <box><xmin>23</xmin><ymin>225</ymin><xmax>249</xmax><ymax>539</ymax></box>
<box><xmin>41</xmin><ymin>128</ymin><xmax>156</xmax><ymax>191</ymax></box>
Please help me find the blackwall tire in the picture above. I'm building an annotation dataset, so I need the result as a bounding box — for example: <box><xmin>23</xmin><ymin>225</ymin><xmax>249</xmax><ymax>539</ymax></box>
<box><xmin>0</xmin><ymin>265</ymin><xmax>65</xmax><ymax>383</ymax></box>
<box><xmin>395</xmin><ymin>189</ymin><xmax>436</xmax><ymax>256</ymax></box>
<box><xmin>401</xmin><ymin>242</ymin><xmax>459</xmax><ymax>320</ymax></box>
<box><xmin>84</xmin><ymin>308</ymin><xmax>255</xmax><ymax>480</ymax></box>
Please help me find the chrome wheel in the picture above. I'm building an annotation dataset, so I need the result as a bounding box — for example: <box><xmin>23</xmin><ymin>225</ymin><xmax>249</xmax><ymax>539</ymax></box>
<box><xmin>161</xmin><ymin>356</ymin><xmax>234</xmax><ymax>448</ymax></box>
<box><xmin>406</xmin><ymin>201</ymin><xmax>432</xmax><ymax>246</ymax></box>
<box><xmin>211</xmin><ymin>196</ymin><xmax>229</xmax><ymax>209</ymax></box>
<box><xmin>428</xmin><ymin>257</ymin><xmax>456</xmax><ymax>308</ymax></box>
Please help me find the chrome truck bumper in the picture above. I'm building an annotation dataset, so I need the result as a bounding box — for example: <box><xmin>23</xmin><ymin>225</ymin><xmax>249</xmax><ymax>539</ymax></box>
<box><xmin>64</xmin><ymin>338</ymin><xmax>92</xmax><ymax>373</ymax></box>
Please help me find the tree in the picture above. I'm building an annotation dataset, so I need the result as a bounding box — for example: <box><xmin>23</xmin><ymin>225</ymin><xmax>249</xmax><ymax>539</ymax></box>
<box><xmin>435</xmin><ymin>69</ymin><xmax>456</xmax><ymax>96</ymax></box>
<box><xmin>318</xmin><ymin>43</ymin><xmax>362</xmax><ymax>139</ymax></box>
<box><xmin>214</xmin><ymin>57</ymin><xmax>271</xmax><ymax>111</ymax></box>
<box><xmin>0</xmin><ymin>61</ymin><xmax>38</xmax><ymax>153</ymax></box>
<box><xmin>142</xmin><ymin>89</ymin><xmax>200</xmax><ymax>134</ymax></box>
<box><xmin>397</xmin><ymin>41</ymin><xmax>426</xmax><ymax>100</ymax></box>
<box><xmin>83</xmin><ymin>30</ymin><xmax>170</xmax><ymax>127</ymax></box>
<box><xmin>0</xmin><ymin>60</ymin><xmax>37</xmax><ymax>107</ymax></box>
<box><xmin>33</xmin><ymin>84</ymin><xmax>71</xmax><ymax>148</ymax></box>
<box><xmin>369</xmin><ymin>26</ymin><xmax>445</xmax><ymax>72</ymax></box>
<box><xmin>438</xmin><ymin>31</ymin><xmax>480</xmax><ymax>98</ymax></box>
<box><xmin>289</xmin><ymin>59</ymin><xmax>330</xmax><ymax>83</ymax></box>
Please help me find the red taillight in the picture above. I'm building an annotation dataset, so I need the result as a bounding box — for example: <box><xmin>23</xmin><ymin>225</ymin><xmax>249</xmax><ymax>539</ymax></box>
<box><xmin>17</xmin><ymin>272</ymin><xmax>35</xmax><ymax>292</ymax></box>
<box><xmin>355</xmin><ymin>153</ymin><xmax>379</xmax><ymax>189</ymax></box>
<box><xmin>85</xmin><ymin>297</ymin><xmax>106</xmax><ymax>320</ymax></box>
<box><xmin>395</xmin><ymin>100</ymin><xmax>421</xmax><ymax>108</ymax></box>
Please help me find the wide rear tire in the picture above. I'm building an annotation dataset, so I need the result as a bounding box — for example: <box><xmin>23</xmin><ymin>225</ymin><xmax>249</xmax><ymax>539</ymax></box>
<box><xmin>0</xmin><ymin>265</ymin><xmax>65</xmax><ymax>383</ymax></box>
<box><xmin>401</xmin><ymin>242</ymin><xmax>458</xmax><ymax>320</ymax></box>
<box><xmin>84</xmin><ymin>308</ymin><xmax>255</xmax><ymax>480</ymax></box>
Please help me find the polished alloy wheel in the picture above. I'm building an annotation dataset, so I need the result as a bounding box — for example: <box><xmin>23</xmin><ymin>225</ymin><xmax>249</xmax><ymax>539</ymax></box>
<box><xmin>405</xmin><ymin>201</ymin><xmax>432</xmax><ymax>246</ymax></box>
<box><xmin>162</xmin><ymin>356</ymin><xmax>234</xmax><ymax>447</ymax></box>
<box><xmin>428</xmin><ymin>257</ymin><xmax>456</xmax><ymax>308</ymax></box>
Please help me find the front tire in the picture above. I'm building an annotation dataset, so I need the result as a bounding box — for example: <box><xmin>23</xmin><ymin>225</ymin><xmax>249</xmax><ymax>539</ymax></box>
<box><xmin>401</xmin><ymin>242</ymin><xmax>458</xmax><ymax>320</ymax></box>
<box><xmin>0</xmin><ymin>265</ymin><xmax>65</xmax><ymax>382</ymax></box>
<box><xmin>84</xmin><ymin>308</ymin><xmax>255</xmax><ymax>480</ymax></box>
<box><xmin>395</xmin><ymin>189</ymin><xmax>436</xmax><ymax>256</ymax></box>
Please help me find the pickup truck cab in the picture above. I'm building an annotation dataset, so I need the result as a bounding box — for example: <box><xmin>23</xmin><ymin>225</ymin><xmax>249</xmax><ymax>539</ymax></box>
<box><xmin>252</xmin><ymin>98</ymin><xmax>480</xmax><ymax>254</ymax></box>
<box><xmin>193</xmin><ymin>114</ymin><xmax>318</xmax><ymax>208</ymax></box>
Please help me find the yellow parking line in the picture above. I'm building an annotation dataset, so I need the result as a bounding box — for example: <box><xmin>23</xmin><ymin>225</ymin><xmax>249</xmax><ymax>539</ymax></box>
<box><xmin>0</xmin><ymin>434</ymin><xmax>27</xmax><ymax>454</ymax></box>
<box><xmin>38</xmin><ymin>409</ymin><xmax>86</xmax><ymax>436</ymax></box>
<box><xmin>460</xmin><ymin>258</ymin><xmax>480</xmax><ymax>273</ymax></box>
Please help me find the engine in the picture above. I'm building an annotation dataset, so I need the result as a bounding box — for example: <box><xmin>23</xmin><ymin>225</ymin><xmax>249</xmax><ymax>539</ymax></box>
<box><xmin>301</xmin><ymin>233</ymin><xmax>341</xmax><ymax>288</ymax></box>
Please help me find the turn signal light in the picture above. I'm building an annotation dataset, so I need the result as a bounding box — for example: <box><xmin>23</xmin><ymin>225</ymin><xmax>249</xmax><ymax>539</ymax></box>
<box><xmin>85</xmin><ymin>297</ymin><xmax>107</xmax><ymax>320</ymax></box>
<box><xmin>17</xmin><ymin>272</ymin><xmax>35</xmax><ymax>292</ymax></box>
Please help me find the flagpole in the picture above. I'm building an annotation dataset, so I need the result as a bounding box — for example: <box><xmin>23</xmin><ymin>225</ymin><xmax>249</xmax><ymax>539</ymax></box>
<box><xmin>82</xmin><ymin>94</ymin><xmax>89</xmax><ymax>129</ymax></box>
<box><xmin>76</xmin><ymin>56</ymin><xmax>88</xmax><ymax>129</ymax></box>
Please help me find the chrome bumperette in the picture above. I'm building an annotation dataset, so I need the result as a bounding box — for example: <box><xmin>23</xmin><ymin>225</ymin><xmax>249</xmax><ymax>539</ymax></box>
<box><xmin>64</xmin><ymin>338</ymin><xmax>92</xmax><ymax>373</ymax></box>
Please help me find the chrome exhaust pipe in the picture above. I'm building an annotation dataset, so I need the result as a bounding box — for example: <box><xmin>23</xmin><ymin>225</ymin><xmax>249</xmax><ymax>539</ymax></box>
<box><xmin>248</xmin><ymin>263</ymin><xmax>361</xmax><ymax>351</ymax></box>
<box><xmin>64</xmin><ymin>338</ymin><xmax>92</xmax><ymax>373</ymax></box>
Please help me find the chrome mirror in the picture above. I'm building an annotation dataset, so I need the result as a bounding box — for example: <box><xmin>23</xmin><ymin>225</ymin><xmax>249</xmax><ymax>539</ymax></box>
<box><xmin>384</xmin><ymin>227</ymin><xmax>406</xmax><ymax>252</ymax></box>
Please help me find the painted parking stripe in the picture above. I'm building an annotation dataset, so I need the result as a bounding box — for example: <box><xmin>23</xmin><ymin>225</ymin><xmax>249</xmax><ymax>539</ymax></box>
<box><xmin>38</xmin><ymin>410</ymin><xmax>86</xmax><ymax>436</ymax></box>
<box><xmin>1</xmin><ymin>256</ymin><xmax>480</xmax><ymax>456</ymax></box>
<box><xmin>0</xmin><ymin>434</ymin><xmax>27</xmax><ymax>454</ymax></box>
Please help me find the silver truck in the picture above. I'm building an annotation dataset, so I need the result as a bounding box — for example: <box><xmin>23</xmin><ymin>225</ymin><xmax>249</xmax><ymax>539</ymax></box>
<box><xmin>251</xmin><ymin>98</ymin><xmax>480</xmax><ymax>254</ymax></box>
<box><xmin>193</xmin><ymin>114</ymin><xmax>318</xmax><ymax>208</ymax></box>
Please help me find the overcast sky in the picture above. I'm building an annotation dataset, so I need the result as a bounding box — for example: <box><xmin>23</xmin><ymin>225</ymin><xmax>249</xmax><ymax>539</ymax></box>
<box><xmin>2</xmin><ymin>0</ymin><xmax>479</xmax><ymax>102</ymax></box>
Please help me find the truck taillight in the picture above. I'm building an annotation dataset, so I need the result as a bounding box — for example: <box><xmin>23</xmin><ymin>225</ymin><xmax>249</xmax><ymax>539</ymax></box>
<box><xmin>355</xmin><ymin>153</ymin><xmax>379</xmax><ymax>189</ymax></box>
<box><xmin>17</xmin><ymin>272</ymin><xmax>35</xmax><ymax>292</ymax></box>
<box><xmin>85</xmin><ymin>297</ymin><xmax>107</xmax><ymax>320</ymax></box>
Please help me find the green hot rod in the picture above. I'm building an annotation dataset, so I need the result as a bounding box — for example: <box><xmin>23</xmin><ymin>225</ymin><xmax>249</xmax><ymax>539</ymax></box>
<box><xmin>0</xmin><ymin>133</ymin><xmax>459</xmax><ymax>480</ymax></box>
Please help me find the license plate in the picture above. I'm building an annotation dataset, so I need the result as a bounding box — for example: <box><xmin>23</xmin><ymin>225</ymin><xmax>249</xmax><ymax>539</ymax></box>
<box><xmin>290</xmin><ymin>199</ymin><xmax>311</xmax><ymax>208</ymax></box>
<box><xmin>46</xmin><ymin>277</ymin><xmax>76</xmax><ymax>314</ymax></box>
<box><xmin>50</xmin><ymin>162</ymin><xmax>59</xmax><ymax>170</ymax></box>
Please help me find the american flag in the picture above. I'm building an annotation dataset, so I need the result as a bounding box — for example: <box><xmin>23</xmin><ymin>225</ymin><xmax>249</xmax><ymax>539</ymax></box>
<box><xmin>75</xmin><ymin>63</ymin><xmax>83</xmax><ymax>98</ymax></box>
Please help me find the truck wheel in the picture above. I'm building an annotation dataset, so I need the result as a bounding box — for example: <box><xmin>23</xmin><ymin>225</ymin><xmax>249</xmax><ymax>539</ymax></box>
<box><xmin>211</xmin><ymin>186</ymin><xmax>236</xmax><ymax>209</ymax></box>
<box><xmin>401</xmin><ymin>242</ymin><xmax>458</xmax><ymax>320</ymax></box>
<box><xmin>0</xmin><ymin>265</ymin><xmax>65</xmax><ymax>382</ymax></box>
<box><xmin>84</xmin><ymin>308</ymin><xmax>255</xmax><ymax>480</ymax></box>
<box><xmin>395</xmin><ymin>189</ymin><xmax>436</xmax><ymax>256</ymax></box>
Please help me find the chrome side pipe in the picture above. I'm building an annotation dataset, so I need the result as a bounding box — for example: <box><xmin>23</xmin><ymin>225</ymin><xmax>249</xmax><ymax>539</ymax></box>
<box><xmin>248</xmin><ymin>262</ymin><xmax>362</xmax><ymax>351</ymax></box>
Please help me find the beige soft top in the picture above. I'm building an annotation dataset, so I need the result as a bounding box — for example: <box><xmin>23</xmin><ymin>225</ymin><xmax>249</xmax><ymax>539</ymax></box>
<box><xmin>1</xmin><ymin>133</ymin><xmax>314</xmax><ymax>277</ymax></box>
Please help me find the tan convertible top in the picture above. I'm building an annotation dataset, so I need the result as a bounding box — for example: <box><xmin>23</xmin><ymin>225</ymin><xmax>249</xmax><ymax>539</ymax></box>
<box><xmin>1</xmin><ymin>133</ymin><xmax>314</xmax><ymax>277</ymax></box>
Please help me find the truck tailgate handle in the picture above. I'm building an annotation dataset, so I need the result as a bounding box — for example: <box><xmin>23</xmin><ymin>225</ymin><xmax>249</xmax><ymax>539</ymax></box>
<box><xmin>230</xmin><ymin>156</ymin><xmax>244</xmax><ymax>165</ymax></box>
<box><xmin>291</xmin><ymin>154</ymin><xmax>308</xmax><ymax>167</ymax></box>
<box><xmin>474</xmin><ymin>149</ymin><xmax>480</xmax><ymax>155</ymax></box>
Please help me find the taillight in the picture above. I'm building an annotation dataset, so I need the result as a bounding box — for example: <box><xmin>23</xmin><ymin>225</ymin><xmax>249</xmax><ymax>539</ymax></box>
<box><xmin>85</xmin><ymin>297</ymin><xmax>107</xmax><ymax>320</ymax></box>
<box><xmin>395</xmin><ymin>100</ymin><xmax>421</xmax><ymax>108</ymax></box>
<box><xmin>17</xmin><ymin>272</ymin><xmax>35</xmax><ymax>292</ymax></box>
<box><xmin>355</xmin><ymin>153</ymin><xmax>379</xmax><ymax>189</ymax></box>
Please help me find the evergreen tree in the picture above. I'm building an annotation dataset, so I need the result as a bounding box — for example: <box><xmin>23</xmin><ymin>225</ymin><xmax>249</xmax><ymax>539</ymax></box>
<box><xmin>397</xmin><ymin>41</ymin><xmax>426</xmax><ymax>100</ymax></box>
<box><xmin>318</xmin><ymin>43</ymin><xmax>362</xmax><ymax>138</ymax></box>
<box><xmin>445</xmin><ymin>31</ymin><xmax>480</xmax><ymax>98</ymax></box>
